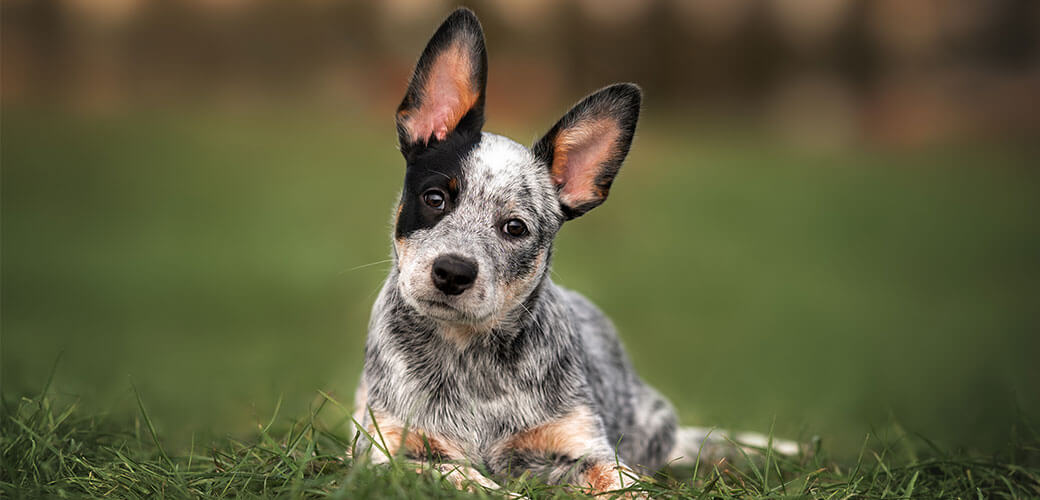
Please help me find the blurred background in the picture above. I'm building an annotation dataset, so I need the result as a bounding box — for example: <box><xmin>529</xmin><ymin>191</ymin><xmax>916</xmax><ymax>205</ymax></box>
<box><xmin>3</xmin><ymin>0</ymin><xmax>1039</xmax><ymax>458</ymax></box>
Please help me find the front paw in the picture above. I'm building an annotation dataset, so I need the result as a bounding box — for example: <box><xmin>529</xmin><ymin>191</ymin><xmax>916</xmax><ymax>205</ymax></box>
<box><xmin>582</xmin><ymin>463</ymin><xmax>648</xmax><ymax>498</ymax></box>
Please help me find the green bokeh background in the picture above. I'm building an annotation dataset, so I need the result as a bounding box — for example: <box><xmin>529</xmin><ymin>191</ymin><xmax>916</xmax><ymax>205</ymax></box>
<box><xmin>4</xmin><ymin>108</ymin><xmax>1038</xmax><ymax>457</ymax></box>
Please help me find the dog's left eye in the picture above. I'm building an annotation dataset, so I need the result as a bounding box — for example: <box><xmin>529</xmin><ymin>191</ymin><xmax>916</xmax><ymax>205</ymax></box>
<box><xmin>502</xmin><ymin>219</ymin><xmax>528</xmax><ymax>237</ymax></box>
<box><xmin>423</xmin><ymin>189</ymin><xmax>446</xmax><ymax>210</ymax></box>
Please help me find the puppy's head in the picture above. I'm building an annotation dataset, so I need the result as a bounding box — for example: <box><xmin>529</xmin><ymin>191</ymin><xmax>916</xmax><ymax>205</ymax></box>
<box><xmin>392</xmin><ymin>8</ymin><xmax>641</xmax><ymax>328</ymax></box>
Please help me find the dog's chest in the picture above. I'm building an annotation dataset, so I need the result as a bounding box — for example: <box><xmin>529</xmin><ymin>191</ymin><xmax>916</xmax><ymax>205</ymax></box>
<box><xmin>365</xmin><ymin>320</ymin><xmax>582</xmax><ymax>450</ymax></box>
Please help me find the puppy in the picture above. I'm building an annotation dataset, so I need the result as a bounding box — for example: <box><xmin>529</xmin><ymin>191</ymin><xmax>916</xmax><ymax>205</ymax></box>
<box><xmin>353</xmin><ymin>7</ymin><xmax>796</xmax><ymax>494</ymax></box>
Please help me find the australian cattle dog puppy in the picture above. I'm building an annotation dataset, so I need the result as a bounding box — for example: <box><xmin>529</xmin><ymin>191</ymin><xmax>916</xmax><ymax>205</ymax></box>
<box><xmin>353</xmin><ymin>7</ymin><xmax>797</xmax><ymax>494</ymax></box>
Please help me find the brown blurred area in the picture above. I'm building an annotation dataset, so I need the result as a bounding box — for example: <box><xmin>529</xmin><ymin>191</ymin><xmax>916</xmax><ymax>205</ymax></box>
<box><xmin>3</xmin><ymin>0</ymin><xmax>1040</xmax><ymax>147</ymax></box>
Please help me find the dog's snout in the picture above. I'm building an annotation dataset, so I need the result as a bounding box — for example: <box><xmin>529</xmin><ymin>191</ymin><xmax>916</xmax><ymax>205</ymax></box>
<box><xmin>431</xmin><ymin>254</ymin><xmax>478</xmax><ymax>295</ymax></box>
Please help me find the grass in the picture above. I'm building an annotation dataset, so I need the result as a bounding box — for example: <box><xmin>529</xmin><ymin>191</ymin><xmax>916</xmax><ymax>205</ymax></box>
<box><xmin>4</xmin><ymin>373</ymin><xmax>1039</xmax><ymax>499</ymax></box>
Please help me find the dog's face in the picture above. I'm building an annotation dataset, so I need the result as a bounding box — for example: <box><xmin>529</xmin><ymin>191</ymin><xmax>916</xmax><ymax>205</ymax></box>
<box><xmin>390</xmin><ymin>8</ymin><xmax>641</xmax><ymax>328</ymax></box>
<box><xmin>394</xmin><ymin>134</ymin><xmax>561</xmax><ymax>326</ymax></box>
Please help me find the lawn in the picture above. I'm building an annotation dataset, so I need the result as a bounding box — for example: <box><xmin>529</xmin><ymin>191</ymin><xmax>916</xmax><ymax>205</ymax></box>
<box><xmin>4</xmin><ymin>375</ymin><xmax>1039</xmax><ymax>498</ymax></box>
<box><xmin>2</xmin><ymin>107</ymin><xmax>1039</xmax><ymax>497</ymax></box>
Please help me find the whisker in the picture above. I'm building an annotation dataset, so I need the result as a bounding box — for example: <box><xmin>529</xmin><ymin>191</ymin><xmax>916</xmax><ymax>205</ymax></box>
<box><xmin>341</xmin><ymin>259</ymin><xmax>394</xmax><ymax>274</ymax></box>
<box><xmin>429</xmin><ymin>169</ymin><xmax>463</xmax><ymax>191</ymax></box>
<box><xmin>517</xmin><ymin>301</ymin><xmax>542</xmax><ymax>334</ymax></box>
<box><xmin>518</xmin><ymin>302</ymin><xmax>534</xmax><ymax>320</ymax></box>
<box><xmin>428</xmin><ymin>169</ymin><xmax>452</xmax><ymax>181</ymax></box>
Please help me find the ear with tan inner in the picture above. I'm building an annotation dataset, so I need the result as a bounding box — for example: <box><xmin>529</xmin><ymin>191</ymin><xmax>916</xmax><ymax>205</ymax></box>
<box><xmin>533</xmin><ymin>83</ymin><xmax>642</xmax><ymax>219</ymax></box>
<box><xmin>396</xmin><ymin>8</ymin><xmax>487</xmax><ymax>156</ymax></box>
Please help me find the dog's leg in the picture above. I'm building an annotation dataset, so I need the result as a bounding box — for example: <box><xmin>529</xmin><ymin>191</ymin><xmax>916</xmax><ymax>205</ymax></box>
<box><xmin>357</xmin><ymin>408</ymin><xmax>509</xmax><ymax>494</ymax></box>
<box><xmin>667</xmin><ymin>426</ymin><xmax>801</xmax><ymax>466</ymax></box>
<box><xmin>427</xmin><ymin>462</ymin><xmax>507</xmax><ymax>492</ymax></box>
<box><xmin>616</xmin><ymin>385</ymin><xmax>681</xmax><ymax>471</ymax></box>
<box><xmin>493</xmin><ymin>406</ymin><xmax>641</xmax><ymax>496</ymax></box>
<box><xmin>497</xmin><ymin>452</ymin><xmax>637</xmax><ymax>496</ymax></box>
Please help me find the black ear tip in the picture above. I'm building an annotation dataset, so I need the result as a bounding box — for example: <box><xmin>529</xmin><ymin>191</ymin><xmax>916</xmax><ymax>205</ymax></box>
<box><xmin>443</xmin><ymin>7</ymin><xmax>483</xmax><ymax>34</ymax></box>
<box><xmin>607</xmin><ymin>83</ymin><xmax>642</xmax><ymax>105</ymax></box>
<box><xmin>448</xmin><ymin>6</ymin><xmax>479</xmax><ymax>20</ymax></box>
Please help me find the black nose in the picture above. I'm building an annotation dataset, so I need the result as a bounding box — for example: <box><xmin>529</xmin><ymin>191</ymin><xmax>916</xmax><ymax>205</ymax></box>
<box><xmin>431</xmin><ymin>254</ymin><xmax>478</xmax><ymax>295</ymax></box>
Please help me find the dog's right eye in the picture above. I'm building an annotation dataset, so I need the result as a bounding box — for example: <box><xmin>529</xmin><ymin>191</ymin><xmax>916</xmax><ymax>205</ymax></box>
<box><xmin>422</xmin><ymin>190</ymin><xmax>446</xmax><ymax>210</ymax></box>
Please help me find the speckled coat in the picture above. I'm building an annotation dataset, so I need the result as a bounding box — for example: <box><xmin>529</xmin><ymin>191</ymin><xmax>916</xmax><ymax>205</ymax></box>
<box><xmin>351</xmin><ymin>8</ymin><xmax>788</xmax><ymax>494</ymax></box>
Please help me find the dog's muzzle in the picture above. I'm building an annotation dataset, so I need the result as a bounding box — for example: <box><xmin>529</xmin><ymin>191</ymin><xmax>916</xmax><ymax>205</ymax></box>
<box><xmin>431</xmin><ymin>254</ymin><xmax>478</xmax><ymax>296</ymax></box>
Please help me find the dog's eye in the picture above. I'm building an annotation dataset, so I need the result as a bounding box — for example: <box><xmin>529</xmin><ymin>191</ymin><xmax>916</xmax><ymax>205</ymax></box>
<box><xmin>502</xmin><ymin>219</ymin><xmax>528</xmax><ymax>237</ymax></box>
<box><xmin>423</xmin><ymin>190</ymin><xmax>446</xmax><ymax>210</ymax></box>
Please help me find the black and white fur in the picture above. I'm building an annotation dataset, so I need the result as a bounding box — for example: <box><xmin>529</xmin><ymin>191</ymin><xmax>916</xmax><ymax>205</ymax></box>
<box><xmin>353</xmin><ymin>8</ymin><xmax>797</xmax><ymax>493</ymax></box>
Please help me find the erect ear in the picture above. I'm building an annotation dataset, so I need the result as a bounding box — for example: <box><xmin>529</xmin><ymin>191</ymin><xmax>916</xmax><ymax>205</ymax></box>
<box><xmin>532</xmin><ymin>83</ymin><xmax>642</xmax><ymax>219</ymax></box>
<box><xmin>396</xmin><ymin>8</ymin><xmax>487</xmax><ymax>159</ymax></box>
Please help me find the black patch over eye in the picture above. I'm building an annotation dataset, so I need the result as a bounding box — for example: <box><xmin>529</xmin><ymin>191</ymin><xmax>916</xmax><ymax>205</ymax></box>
<box><xmin>502</xmin><ymin>219</ymin><xmax>528</xmax><ymax>237</ymax></box>
<box><xmin>423</xmin><ymin>189</ymin><xmax>446</xmax><ymax>210</ymax></box>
